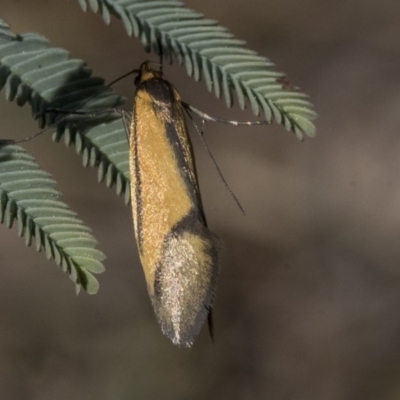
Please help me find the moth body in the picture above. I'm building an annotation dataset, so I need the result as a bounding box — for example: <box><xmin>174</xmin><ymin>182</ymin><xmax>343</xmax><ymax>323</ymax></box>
<box><xmin>129</xmin><ymin>62</ymin><xmax>220</xmax><ymax>347</ymax></box>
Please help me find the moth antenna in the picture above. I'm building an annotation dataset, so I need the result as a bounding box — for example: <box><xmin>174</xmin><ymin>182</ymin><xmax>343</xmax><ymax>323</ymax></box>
<box><xmin>6</xmin><ymin>107</ymin><xmax>122</xmax><ymax>145</ymax></box>
<box><xmin>17</xmin><ymin>127</ymin><xmax>51</xmax><ymax>143</ymax></box>
<box><xmin>184</xmin><ymin>106</ymin><xmax>246</xmax><ymax>216</ymax></box>
<box><xmin>106</xmin><ymin>68</ymin><xmax>138</xmax><ymax>88</ymax></box>
<box><xmin>120</xmin><ymin>109</ymin><xmax>133</xmax><ymax>143</ymax></box>
<box><xmin>1</xmin><ymin>67</ymin><xmax>139</xmax><ymax>145</ymax></box>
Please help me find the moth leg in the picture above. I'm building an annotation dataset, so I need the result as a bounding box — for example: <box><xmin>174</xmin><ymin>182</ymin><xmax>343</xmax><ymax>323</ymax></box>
<box><xmin>184</xmin><ymin>107</ymin><xmax>246</xmax><ymax>215</ymax></box>
<box><xmin>182</xmin><ymin>102</ymin><xmax>271</xmax><ymax>127</ymax></box>
<box><xmin>38</xmin><ymin>107</ymin><xmax>122</xmax><ymax>119</ymax></box>
<box><xmin>119</xmin><ymin>110</ymin><xmax>133</xmax><ymax>143</ymax></box>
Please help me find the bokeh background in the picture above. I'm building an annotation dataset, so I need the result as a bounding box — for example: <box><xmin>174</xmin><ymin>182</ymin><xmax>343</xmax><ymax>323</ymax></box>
<box><xmin>1</xmin><ymin>0</ymin><xmax>400</xmax><ymax>399</ymax></box>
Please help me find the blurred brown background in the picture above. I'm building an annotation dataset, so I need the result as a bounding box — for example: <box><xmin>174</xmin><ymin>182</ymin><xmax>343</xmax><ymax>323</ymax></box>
<box><xmin>1</xmin><ymin>0</ymin><xmax>400</xmax><ymax>399</ymax></box>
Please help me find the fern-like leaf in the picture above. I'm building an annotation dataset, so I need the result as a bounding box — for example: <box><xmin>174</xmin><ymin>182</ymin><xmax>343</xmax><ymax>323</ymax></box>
<box><xmin>0</xmin><ymin>144</ymin><xmax>105</xmax><ymax>294</ymax></box>
<box><xmin>77</xmin><ymin>0</ymin><xmax>317</xmax><ymax>139</ymax></box>
<box><xmin>0</xmin><ymin>19</ymin><xmax>131</xmax><ymax>202</ymax></box>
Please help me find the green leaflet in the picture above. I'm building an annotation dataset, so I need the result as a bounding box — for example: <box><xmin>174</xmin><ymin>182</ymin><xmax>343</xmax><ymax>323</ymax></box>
<box><xmin>0</xmin><ymin>145</ymin><xmax>105</xmax><ymax>294</ymax></box>
<box><xmin>0</xmin><ymin>20</ymin><xmax>131</xmax><ymax>200</ymax></box>
<box><xmin>77</xmin><ymin>0</ymin><xmax>317</xmax><ymax>139</ymax></box>
<box><xmin>0</xmin><ymin>5</ymin><xmax>317</xmax><ymax>293</ymax></box>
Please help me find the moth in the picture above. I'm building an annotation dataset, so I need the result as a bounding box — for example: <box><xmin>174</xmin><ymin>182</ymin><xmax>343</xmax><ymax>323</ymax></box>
<box><xmin>129</xmin><ymin>61</ymin><xmax>220</xmax><ymax>347</ymax></box>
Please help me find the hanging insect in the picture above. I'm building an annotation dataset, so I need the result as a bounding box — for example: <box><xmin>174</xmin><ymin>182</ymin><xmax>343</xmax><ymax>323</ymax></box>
<box><xmin>0</xmin><ymin>61</ymin><xmax>270</xmax><ymax>348</ymax></box>
<box><xmin>129</xmin><ymin>61</ymin><xmax>220</xmax><ymax>347</ymax></box>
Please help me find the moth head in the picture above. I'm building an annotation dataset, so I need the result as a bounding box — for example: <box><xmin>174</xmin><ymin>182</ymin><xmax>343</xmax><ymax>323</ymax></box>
<box><xmin>134</xmin><ymin>60</ymin><xmax>164</xmax><ymax>86</ymax></box>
